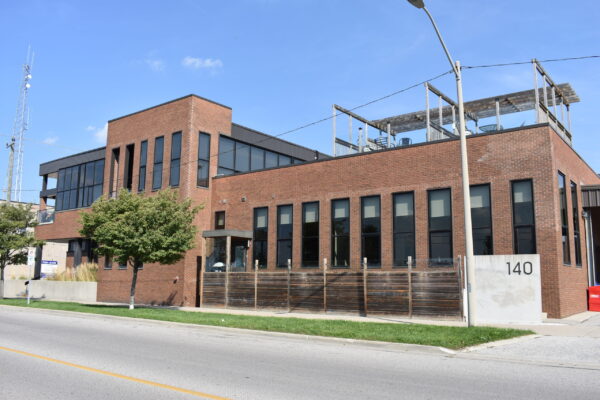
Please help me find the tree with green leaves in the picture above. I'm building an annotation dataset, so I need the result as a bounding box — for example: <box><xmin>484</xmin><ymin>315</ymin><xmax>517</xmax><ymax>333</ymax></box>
<box><xmin>80</xmin><ymin>189</ymin><xmax>200</xmax><ymax>309</ymax></box>
<box><xmin>0</xmin><ymin>203</ymin><xmax>44</xmax><ymax>286</ymax></box>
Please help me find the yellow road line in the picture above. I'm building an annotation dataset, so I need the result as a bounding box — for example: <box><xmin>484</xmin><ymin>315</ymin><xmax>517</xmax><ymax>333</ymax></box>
<box><xmin>0</xmin><ymin>345</ymin><xmax>231</xmax><ymax>400</ymax></box>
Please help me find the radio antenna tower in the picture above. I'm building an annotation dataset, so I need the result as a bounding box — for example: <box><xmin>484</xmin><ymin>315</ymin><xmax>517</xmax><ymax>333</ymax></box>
<box><xmin>5</xmin><ymin>47</ymin><xmax>34</xmax><ymax>203</ymax></box>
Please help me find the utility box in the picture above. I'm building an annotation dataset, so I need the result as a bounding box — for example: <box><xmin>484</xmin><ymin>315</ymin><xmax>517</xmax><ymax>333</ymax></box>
<box><xmin>589</xmin><ymin>287</ymin><xmax>600</xmax><ymax>312</ymax></box>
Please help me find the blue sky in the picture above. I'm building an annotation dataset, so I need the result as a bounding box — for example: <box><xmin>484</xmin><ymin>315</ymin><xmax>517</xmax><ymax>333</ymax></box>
<box><xmin>1</xmin><ymin>0</ymin><xmax>599</xmax><ymax>203</ymax></box>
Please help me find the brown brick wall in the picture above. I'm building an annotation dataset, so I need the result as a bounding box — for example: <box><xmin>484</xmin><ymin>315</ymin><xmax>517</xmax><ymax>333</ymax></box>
<box><xmin>35</xmin><ymin>98</ymin><xmax>599</xmax><ymax>318</ymax></box>
<box><xmin>209</xmin><ymin>125</ymin><xmax>588</xmax><ymax>317</ymax></box>
<box><xmin>549</xmin><ymin>131</ymin><xmax>600</xmax><ymax>316</ymax></box>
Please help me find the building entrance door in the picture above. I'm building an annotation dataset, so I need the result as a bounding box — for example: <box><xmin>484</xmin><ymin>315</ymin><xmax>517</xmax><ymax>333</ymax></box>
<box><xmin>230</xmin><ymin>238</ymin><xmax>248</xmax><ymax>272</ymax></box>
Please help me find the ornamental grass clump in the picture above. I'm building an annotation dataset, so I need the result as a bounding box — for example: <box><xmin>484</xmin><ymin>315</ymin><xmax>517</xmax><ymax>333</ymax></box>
<box><xmin>49</xmin><ymin>262</ymin><xmax>98</xmax><ymax>282</ymax></box>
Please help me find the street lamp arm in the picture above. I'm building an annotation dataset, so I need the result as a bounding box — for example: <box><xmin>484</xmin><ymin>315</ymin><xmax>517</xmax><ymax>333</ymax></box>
<box><xmin>422</xmin><ymin>7</ymin><xmax>458</xmax><ymax>75</ymax></box>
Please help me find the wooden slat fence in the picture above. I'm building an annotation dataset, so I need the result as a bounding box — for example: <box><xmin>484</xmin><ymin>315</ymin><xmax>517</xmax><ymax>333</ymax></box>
<box><xmin>201</xmin><ymin>266</ymin><xmax>462</xmax><ymax>318</ymax></box>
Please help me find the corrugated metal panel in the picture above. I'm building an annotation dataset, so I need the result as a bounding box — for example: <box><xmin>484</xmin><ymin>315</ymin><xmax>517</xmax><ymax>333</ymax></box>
<box><xmin>583</xmin><ymin>186</ymin><xmax>600</xmax><ymax>208</ymax></box>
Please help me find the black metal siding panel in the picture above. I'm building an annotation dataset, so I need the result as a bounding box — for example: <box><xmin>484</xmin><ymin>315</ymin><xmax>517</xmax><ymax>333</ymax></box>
<box><xmin>39</xmin><ymin>147</ymin><xmax>106</xmax><ymax>176</ymax></box>
<box><xmin>230</xmin><ymin>123</ymin><xmax>324</xmax><ymax>161</ymax></box>
<box><xmin>583</xmin><ymin>186</ymin><xmax>600</xmax><ymax>208</ymax></box>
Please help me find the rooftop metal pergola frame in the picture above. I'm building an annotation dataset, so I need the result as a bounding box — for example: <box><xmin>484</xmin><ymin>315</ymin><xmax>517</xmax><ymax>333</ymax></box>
<box><xmin>331</xmin><ymin>60</ymin><xmax>580</xmax><ymax>156</ymax></box>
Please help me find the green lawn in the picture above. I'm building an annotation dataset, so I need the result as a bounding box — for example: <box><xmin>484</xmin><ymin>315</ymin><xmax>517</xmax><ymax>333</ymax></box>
<box><xmin>0</xmin><ymin>299</ymin><xmax>531</xmax><ymax>349</ymax></box>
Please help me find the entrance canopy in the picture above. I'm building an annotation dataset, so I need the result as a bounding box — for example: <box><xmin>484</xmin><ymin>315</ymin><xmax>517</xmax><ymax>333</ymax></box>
<box><xmin>202</xmin><ymin>230</ymin><xmax>252</xmax><ymax>272</ymax></box>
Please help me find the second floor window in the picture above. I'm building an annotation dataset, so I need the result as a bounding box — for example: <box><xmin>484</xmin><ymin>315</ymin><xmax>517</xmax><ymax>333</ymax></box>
<box><xmin>138</xmin><ymin>140</ymin><xmax>147</xmax><ymax>192</ymax></box>
<box><xmin>152</xmin><ymin>136</ymin><xmax>164</xmax><ymax>190</ymax></box>
<box><xmin>169</xmin><ymin>132</ymin><xmax>182</xmax><ymax>187</ymax></box>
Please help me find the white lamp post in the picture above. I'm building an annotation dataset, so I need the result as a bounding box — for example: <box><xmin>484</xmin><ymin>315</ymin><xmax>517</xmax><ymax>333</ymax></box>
<box><xmin>407</xmin><ymin>0</ymin><xmax>476</xmax><ymax>326</ymax></box>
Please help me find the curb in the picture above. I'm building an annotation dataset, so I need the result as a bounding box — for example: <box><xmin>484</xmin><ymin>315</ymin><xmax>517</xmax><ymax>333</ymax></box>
<box><xmin>0</xmin><ymin>304</ymin><xmax>456</xmax><ymax>356</ymax></box>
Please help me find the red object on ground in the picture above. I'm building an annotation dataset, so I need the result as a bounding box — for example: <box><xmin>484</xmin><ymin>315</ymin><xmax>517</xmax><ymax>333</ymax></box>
<box><xmin>589</xmin><ymin>286</ymin><xmax>600</xmax><ymax>312</ymax></box>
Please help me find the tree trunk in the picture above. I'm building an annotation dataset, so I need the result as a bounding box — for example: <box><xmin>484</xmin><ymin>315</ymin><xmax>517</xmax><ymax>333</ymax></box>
<box><xmin>0</xmin><ymin>265</ymin><xmax>4</xmax><ymax>281</ymax></box>
<box><xmin>0</xmin><ymin>265</ymin><xmax>4</xmax><ymax>299</ymax></box>
<box><xmin>129</xmin><ymin>261</ymin><xmax>138</xmax><ymax>310</ymax></box>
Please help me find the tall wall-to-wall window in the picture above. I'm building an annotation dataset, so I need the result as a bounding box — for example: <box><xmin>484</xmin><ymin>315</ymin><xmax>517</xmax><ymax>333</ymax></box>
<box><xmin>56</xmin><ymin>159</ymin><xmax>105</xmax><ymax>211</ymax></box>
<box><xmin>138</xmin><ymin>140</ymin><xmax>147</xmax><ymax>192</ymax></box>
<box><xmin>361</xmin><ymin>196</ymin><xmax>381</xmax><ymax>267</ymax></box>
<box><xmin>169</xmin><ymin>132</ymin><xmax>182</xmax><ymax>187</ymax></box>
<box><xmin>571</xmin><ymin>181</ymin><xmax>582</xmax><ymax>266</ymax></box>
<box><xmin>302</xmin><ymin>202</ymin><xmax>319</xmax><ymax>267</ymax></box>
<box><xmin>558</xmin><ymin>172</ymin><xmax>571</xmax><ymax>264</ymax></box>
<box><xmin>393</xmin><ymin>192</ymin><xmax>415</xmax><ymax>267</ymax></box>
<box><xmin>152</xmin><ymin>136</ymin><xmax>164</xmax><ymax>190</ymax></box>
<box><xmin>428</xmin><ymin>188</ymin><xmax>453</xmax><ymax>264</ymax></box>
<box><xmin>253</xmin><ymin>208</ymin><xmax>268</xmax><ymax>268</ymax></box>
<box><xmin>471</xmin><ymin>184</ymin><xmax>493</xmax><ymax>255</ymax></box>
<box><xmin>512</xmin><ymin>179</ymin><xmax>536</xmax><ymax>254</ymax></box>
<box><xmin>197</xmin><ymin>133</ymin><xmax>210</xmax><ymax>187</ymax></box>
<box><xmin>277</xmin><ymin>205</ymin><xmax>293</xmax><ymax>268</ymax></box>
<box><xmin>331</xmin><ymin>199</ymin><xmax>350</xmax><ymax>268</ymax></box>
<box><xmin>217</xmin><ymin>136</ymin><xmax>303</xmax><ymax>175</ymax></box>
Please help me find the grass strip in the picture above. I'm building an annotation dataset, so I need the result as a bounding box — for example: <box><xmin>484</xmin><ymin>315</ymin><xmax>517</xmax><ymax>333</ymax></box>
<box><xmin>0</xmin><ymin>299</ymin><xmax>532</xmax><ymax>349</ymax></box>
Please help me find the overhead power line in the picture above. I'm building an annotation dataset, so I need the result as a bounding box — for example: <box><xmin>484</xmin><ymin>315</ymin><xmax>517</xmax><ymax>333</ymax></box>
<box><xmin>463</xmin><ymin>55</ymin><xmax>600</xmax><ymax>70</ymax></box>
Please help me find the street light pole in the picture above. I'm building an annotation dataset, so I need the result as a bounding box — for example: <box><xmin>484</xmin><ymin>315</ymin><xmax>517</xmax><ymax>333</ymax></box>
<box><xmin>407</xmin><ymin>0</ymin><xmax>476</xmax><ymax>326</ymax></box>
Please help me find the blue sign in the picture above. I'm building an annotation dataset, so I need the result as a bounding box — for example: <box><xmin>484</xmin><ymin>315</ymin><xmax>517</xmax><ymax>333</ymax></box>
<box><xmin>41</xmin><ymin>260</ymin><xmax>58</xmax><ymax>265</ymax></box>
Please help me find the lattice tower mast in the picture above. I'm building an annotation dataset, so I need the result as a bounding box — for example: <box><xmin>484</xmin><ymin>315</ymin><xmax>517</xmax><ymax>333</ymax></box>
<box><xmin>5</xmin><ymin>48</ymin><xmax>33</xmax><ymax>203</ymax></box>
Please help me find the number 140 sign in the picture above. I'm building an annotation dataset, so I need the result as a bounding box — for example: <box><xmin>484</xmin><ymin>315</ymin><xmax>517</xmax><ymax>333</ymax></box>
<box><xmin>507</xmin><ymin>261</ymin><xmax>533</xmax><ymax>276</ymax></box>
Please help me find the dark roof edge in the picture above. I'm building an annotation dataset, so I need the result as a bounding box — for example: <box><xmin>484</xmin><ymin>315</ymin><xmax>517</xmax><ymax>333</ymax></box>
<box><xmin>231</xmin><ymin>122</ymin><xmax>329</xmax><ymax>157</ymax></box>
<box><xmin>213</xmin><ymin>123</ymin><xmax>552</xmax><ymax>180</ymax></box>
<box><xmin>39</xmin><ymin>146</ymin><xmax>106</xmax><ymax>168</ymax></box>
<box><xmin>108</xmin><ymin>94</ymin><xmax>231</xmax><ymax>123</ymax></box>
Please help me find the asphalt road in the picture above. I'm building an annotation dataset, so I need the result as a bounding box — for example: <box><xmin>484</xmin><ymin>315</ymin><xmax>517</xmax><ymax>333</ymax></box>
<box><xmin>0</xmin><ymin>306</ymin><xmax>597</xmax><ymax>400</ymax></box>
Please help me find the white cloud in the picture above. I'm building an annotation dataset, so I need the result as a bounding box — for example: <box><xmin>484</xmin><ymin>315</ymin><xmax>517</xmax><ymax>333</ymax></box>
<box><xmin>92</xmin><ymin>124</ymin><xmax>108</xmax><ymax>144</ymax></box>
<box><xmin>145</xmin><ymin>57</ymin><xmax>165</xmax><ymax>72</ymax></box>
<box><xmin>85</xmin><ymin>125</ymin><xmax>96</xmax><ymax>131</ymax></box>
<box><xmin>181</xmin><ymin>56</ymin><xmax>223</xmax><ymax>70</ymax></box>
<box><xmin>42</xmin><ymin>136</ymin><xmax>58</xmax><ymax>145</ymax></box>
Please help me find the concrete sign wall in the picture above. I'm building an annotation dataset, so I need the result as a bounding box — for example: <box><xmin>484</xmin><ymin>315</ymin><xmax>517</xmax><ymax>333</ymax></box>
<box><xmin>2</xmin><ymin>280</ymin><xmax>97</xmax><ymax>303</ymax></box>
<box><xmin>474</xmin><ymin>254</ymin><xmax>542</xmax><ymax>324</ymax></box>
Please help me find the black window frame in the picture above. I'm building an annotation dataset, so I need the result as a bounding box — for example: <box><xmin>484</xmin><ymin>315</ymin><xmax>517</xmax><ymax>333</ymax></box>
<box><xmin>558</xmin><ymin>172</ymin><xmax>571</xmax><ymax>265</ymax></box>
<box><xmin>217</xmin><ymin>135</ymin><xmax>305</xmax><ymax>176</ymax></box>
<box><xmin>138</xmin><ymin>140</ymin><xmax>148</xmax><ymax>192</ymax></box>
<box><xmin>55</xmin><ymin>160</ymin><xmax>104</xmax><ymax>212</ymax></box>
<box><xmin>215</xmin><ymin>211</ymin><xmax>225</xmax><ymax>230</ymax></box>
<box><xmin>428</xmin><ymin>188</ymin><xmax>453</xmax><ymax>266</ymax></box>
<box><xmin>301</xmin><ymin>202</ymin><xmax>319</xmax><ymax>268</ymax></box>
<box><xmin>331</xmin><ymin>198</ymin><xmax>350</xmax><ymax>269</ymax></box>
<box><xmin>471</xmin><ymin>184</ymin><xmax>494</xmax><ymax>256</ymax></box>
<box><xmin>253</xmin><ymin>207</ymin><xmax>268</xmax><ymax>269</ymax></box>
<box><xmin>152</xmin><ymin>136</ymin><xmax>164</xmax><ymax>190</ymax></box>
<box><xmin>571</xmin><ymin>181</ymin><xmax>582</xmax><ymax>267</ymax></box>
<box><xmin>511</xmin><ymin>179</ymin><xmax>537</xmax><ymax>255</ymax></box>
<box><xmin>277</xmin><ymin>204</ymin><xmax>293</xmax><ymax>269</ymax></box>
<box><xmin>169</xmin><ymin>131</ymin><xmax>182</xmax><ymax>187</ymax></box>
<box><xmin>361</xmin><ymin>195</ymin><xmax>381</xmax><ymax>268</ymax></box>
<box><xmin>197</xmin><ymin>132</ymin><xmax>211</xmax><ymax>188</ymax></box>
<box><xmin>393</xmin><ymin>191</ymin><xmax>416</xmax><ymax>267</ymax></box>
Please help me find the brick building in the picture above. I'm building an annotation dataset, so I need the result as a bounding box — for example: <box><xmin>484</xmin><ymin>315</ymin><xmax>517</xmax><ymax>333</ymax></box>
<box><xmin>35</xmin><ymin>81</ymin><xmax>600</xmax><ymax>318</ymax></box>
